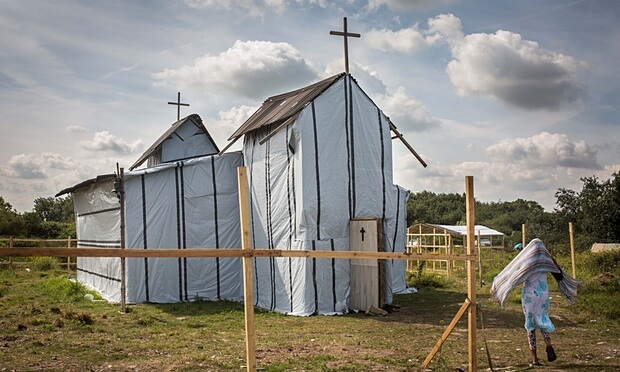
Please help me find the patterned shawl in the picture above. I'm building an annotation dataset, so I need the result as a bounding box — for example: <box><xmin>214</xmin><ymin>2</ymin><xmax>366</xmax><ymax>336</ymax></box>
<box><xmin>490</xmin><ymin>238</ymin><xmax>580</xmax><ymax>306</ymax></box>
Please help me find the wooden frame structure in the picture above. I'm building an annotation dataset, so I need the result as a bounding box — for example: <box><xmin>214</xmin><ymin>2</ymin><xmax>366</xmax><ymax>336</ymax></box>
<box><xmin>406</xmin><ymin>223</ymin><xmax>505</xmax><ymax>284</ymax></box>
<box><xmin>0</xmin><ymin>172</ymin><xmax>480</xmax><ymax>371</ymax></box>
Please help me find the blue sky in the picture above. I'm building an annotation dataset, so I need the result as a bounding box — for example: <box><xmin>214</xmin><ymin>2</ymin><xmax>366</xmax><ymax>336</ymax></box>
<box><xmin>1</xmin><ymin>0</ymin><xmax>618</xmax><ymax>212</ymax></box>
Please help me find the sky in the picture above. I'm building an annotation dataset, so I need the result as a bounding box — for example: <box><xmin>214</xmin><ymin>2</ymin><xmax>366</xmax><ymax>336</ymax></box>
<box><xmin>1</xmin><ymin>0</ymin><xmax>618</xmax><ymax>213</ymax></box>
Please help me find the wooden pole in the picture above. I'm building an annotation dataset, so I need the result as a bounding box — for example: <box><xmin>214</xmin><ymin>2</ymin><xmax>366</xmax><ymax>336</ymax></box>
<box><xmin>522</xmin><ymin>223</ymin><xmax>526</xmax><ymax>248</ymax></box>
<box><xmin>9</xmin><ymin>236</ymin><xmax>13</xmax><ymax>270</ymax></box>
<box><xmin>569</xmin><ymin>222</ymin><xmax>576</xmax><ymax>279</ymax></box>
<box><xmin>465</xmin><ymin>176</ymin><xmax>477</xmax><ymax>372</ymax></box>
<box><xmin>406</xmin><ymin>227</ymin><xmax>411</xmax><ymax>271</ymax></box>
<box><xmin>445</xmin><ymin>231</ymin><xmax>451</xmax><ymax>276</ymax></box>
<box><xmin>432</xmin><ymin>228</ymin><xmax>436</xmax><ymax>271</ymax></box>
<box><xmin>67</xmin><ymin>236</ymin><xmax>71</xmax><ymax>271</ymax></box>
<box><xmin>422</xmin><ymin>299</ymin><xmax>471</xmax><ymax>368</ymax></box>
<box><xmin>119</xmin><ymin>166</ymin><xmax>127</xmax><ymax>314</ymax></box>
<box><xmin>477</xmin><ymin>230</ymin><xmax>482</xmax><ymax>287</ymax></box>
<box><xmin>238</xmin><ymin>166</ymin><xmax>256</xmax><ymax>372</ymax></box>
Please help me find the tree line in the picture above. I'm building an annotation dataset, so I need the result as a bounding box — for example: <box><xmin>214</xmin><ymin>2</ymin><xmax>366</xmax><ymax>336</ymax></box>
<box><xmin>1</xmin><ymin>172</ymin><xmax>618</xmax><ymax>253</ymax></box>
<box><xmin>407</xmin><ymin>171</ymin><xmax>620</xmax><ymax>253</ymax></box>
<box><xmin>0</xmin><ymin>196</ymin><xmax>75</xmax><ymax>240</ymax></box>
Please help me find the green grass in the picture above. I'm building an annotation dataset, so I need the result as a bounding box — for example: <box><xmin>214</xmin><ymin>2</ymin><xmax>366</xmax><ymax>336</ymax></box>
<box><xmin>0</xmin><ymin>249</ymin><xmax>619</xmax><ymax>371</ymax></box>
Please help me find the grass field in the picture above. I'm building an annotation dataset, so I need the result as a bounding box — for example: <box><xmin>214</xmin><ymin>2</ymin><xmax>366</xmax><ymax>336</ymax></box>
<box><xmin>0</xmin><ymin>250</ymin><xmax>618</xmax><ymax>371</ymax></box>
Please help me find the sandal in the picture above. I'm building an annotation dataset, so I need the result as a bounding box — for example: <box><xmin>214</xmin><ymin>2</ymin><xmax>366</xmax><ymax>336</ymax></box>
<box><xmin>546</xmin><ymin>345</ymin><xmax>557</xmax><ymax>362</ymax></box>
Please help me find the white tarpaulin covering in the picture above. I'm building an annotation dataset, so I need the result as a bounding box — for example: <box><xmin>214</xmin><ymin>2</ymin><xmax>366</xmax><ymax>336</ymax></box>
<box><xmin>73</xmin><ymin>177</ymin><xmax>122</xmax><ymax>302</ymax></box>
<box><xmin>243</xmin><ymin>75</ymin><xmax>410</xmax><ymax>315</ymax></box>
<box><xmin>70</xmin><ymin>74</ymin><xmax>413</xmax><ymax>314</ymax></box>
<box><xmin>73</xmin><ymin>152</ymin><xmax>244</xmax><ymax>303</ymax></box>
<box><xmin>123</xmin><ymin>151</ymin><xmax>244</xmax><ymax>303</ymax></box>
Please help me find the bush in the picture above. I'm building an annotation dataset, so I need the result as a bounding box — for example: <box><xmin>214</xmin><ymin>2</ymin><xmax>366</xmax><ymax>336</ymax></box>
<box><xmin>31</xmin><ymin>256</ymin><xmax>58</xmax><ymax>271</ymax></box>
<box><xmin>406</xmin><ymin>261</ymin><xmax>452</xmax><ymax>289</ymax></box>
<box><xmin>587</xmin><ymin>250</ymin><xmax>620</xmax><ymax>275</ymax></box>
<box><xmin>36</xmin><ymin>277</ymin><xmax>99</xmax><ymax>303</ymax></box>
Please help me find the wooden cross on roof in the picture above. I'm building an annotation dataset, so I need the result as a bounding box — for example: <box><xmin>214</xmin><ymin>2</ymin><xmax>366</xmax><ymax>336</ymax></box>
<box><xmin>330</xmin><ymin>17</ymin><xmax>361</xmax><ymax>74</ymax></box>
<box><xmin>168</xmin><ymin>92</ymin><xmax>190</xmax><ymax>121</ymax></box>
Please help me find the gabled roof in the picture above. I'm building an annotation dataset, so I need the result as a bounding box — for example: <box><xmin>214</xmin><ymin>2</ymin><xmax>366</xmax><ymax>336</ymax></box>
<box><xmin>218</xmin><ymin>72</ymin><xmax>427</xmax><ymax>167</ymax></box>
<box><xmin>129</xmin><ymin>113</ymin><xmax>218</xmax><ymax>170</ymax></box>
<box><xmin>219</xmin><ymin>73</ymin><xmax>346</xmax><ymax>154</ymax></box>
<box><xmin>55</xmin><ymin>174</ymin><xmax>116</xmax><ymax>197</ymax></box>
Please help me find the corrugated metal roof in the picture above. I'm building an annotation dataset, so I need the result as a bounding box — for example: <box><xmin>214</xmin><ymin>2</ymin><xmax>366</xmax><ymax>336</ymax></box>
<box><xmin>227</xmin><ymin>73</ymin><xmax>346</xmax><ymax>141</ymax></box>
<box><xmin>55</xmin><ymin>174</ymin><xmax>116</xmax><ymax>197</ymax></box>
<box><xmin>129</xmin><ymin>113</ymin><xmax>218</xmax><ymax>170</ymax></box>
<box><xmin>410</xmin><ymin>223</ymin><xmax>505</xmax><ymax>237</ymax></box>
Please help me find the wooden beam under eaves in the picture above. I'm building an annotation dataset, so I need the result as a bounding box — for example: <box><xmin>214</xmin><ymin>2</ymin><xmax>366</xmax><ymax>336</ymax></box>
<box><xmin>389</xmin><ymin>123</ymin><xmax>427</xmax><ymax>168</ymax></box>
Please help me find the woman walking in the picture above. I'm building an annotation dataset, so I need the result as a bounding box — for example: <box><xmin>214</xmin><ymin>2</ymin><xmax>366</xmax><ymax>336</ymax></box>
<box><xmin>491</xmin><ymin>239</ymin><xmax>579</xmax><ymax>366</ymax></box>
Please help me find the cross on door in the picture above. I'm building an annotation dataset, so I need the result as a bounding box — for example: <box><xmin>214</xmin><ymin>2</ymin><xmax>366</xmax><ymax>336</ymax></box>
<box><xmin>330</xmin><ymin>17</ymin><xmax>361</xmax><ymax>74</ymax></box>
<box><xmin>168</xmin><ymin>92</ymin><xmax>190</xmax><ymax>121</ymax></box>
<box><xmin>360</xmin><ymin>227</ymin><xmax>366</xmax><ymax>241</ymax></box>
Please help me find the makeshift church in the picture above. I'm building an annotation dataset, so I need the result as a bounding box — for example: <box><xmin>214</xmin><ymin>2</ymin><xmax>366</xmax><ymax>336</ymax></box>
<box><xmin>57</xmin><ymin>114</ymin><xmax>245</xmax><ymax>303</ymax></box>
<box><xmin>224</xmin><ymin>72</ymin><xmax>412</xmax><ymax>314</ymax></box>
<box><xmin>58</xmin><ymin>72</ymin><xmax>423</xmax><ymax>315</ymax></box>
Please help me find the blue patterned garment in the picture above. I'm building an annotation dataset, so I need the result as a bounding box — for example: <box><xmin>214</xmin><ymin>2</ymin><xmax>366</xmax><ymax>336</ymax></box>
<box><xmin>491</xmin><ymin>239</ymin><xmax>579</xmax><ymax>307</ymax></box>
<box><xmin>521</xmin><ymin>271</ymin><xmax>555</xmax><ymax>332</ymax></box>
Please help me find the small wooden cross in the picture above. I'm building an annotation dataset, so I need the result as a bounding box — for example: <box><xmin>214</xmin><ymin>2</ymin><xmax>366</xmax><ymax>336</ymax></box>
<box><xmin>360</xmin><ymin>227</ymin><xmax>366</xmax><ymax>241</ymax></box>
<box><xmin>168</xmin><ymin>92</ymin><xmax>190</xmax><ymax>121</ymax></box>
<box><xmin>330</xmin><ymin>17</ymin><xmax>361</xmax><ymax>74</ymax></box>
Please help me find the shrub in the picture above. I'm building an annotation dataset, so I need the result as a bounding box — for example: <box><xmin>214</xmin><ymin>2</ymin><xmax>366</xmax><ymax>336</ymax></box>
<box><xmin>587</xmin><ymin>250</ymin><xmax>620</xmax><ymax>275</ymax></box>
<box><xmin>406</xmin><ymin>262</ymin><xmax>451</xmax><ymax>289</ymax></box>
<box><xmin>32</xmin><ymin>256</ymin><xmax>58</xmax><ymax>271</ymax></box>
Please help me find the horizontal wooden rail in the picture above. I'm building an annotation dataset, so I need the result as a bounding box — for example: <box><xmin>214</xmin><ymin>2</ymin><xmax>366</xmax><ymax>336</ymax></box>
<box><xmin>0</xmin><ymin>247</ymin><xmax>476</xmax><ymax>261</ymax></box>
<box><xmin>0</xmin><ymin>238</ymin><xmax>76</xmax><ymax>243</ymax></box>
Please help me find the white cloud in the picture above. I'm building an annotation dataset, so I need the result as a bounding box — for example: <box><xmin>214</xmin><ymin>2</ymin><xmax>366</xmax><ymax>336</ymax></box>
<box><xmin>486</xmin><ymin>132</ymin><xmax>600</xmax><ymax>169</ymax></box>
<box><xmin>79</xmin><ymin>131</ymin><xmax>143</xmax><ymax>154</ymax></box>
<box><xmin>153</xmin><ymin>40</ymin><xmax>318</xmax><ymax>99</ymax></box>
<box><xmin>96</xmin><ymin>64</ymin><xmax>137</xmax><ymax>81</ymax></box>
<box><xmin>376</xmin><ymin>86</ymin><xmax>440</xmax><ymax>132</ymax></box>
<box><xmin>394</xmin><ymin>132</ymin><xmax>605</xmax><ymax>210</ymax></box>
<box><xmin>183</xmin><ymin>0</ymin><xmax>285</xmax><ymax>16</ymax></box>
<box><xmin>2</xmin><ymin>153</ymin><xmax>77</xmax><ymax>179</ymax></box>
<box><xmin>445</xmin><ymin>29</ymin><xmax>586</xmax><ymax>110</ymax></box>
<box><xmin>365</xmin><ymin>24</ymin><xmax>440</xmax><ymax>53</ymax></box>
<box><xmin>66</xmin><ymin>125</ymin><xmax>86</xmax><ymax>133</ymax></box>
<box><xmin>324</xmin><ymin>60</ymin><xmax>387</xmax><ymax>96</ymax></box>
<box><xmin>371</xmin><ymin>13</ymin><xmax>586</xmax><ymax>111</ymax></box>
<box><xmin>182</xmin><ymin>0</ymin><xmax>329</xmax><ymax>15</ymax></box>
<box><xmin>205</xmin><ymin>105</ymin><xmax>260</xmax><ymax>147</ymax></box>
<box><xmin>367</xmin><ymin>0</ymin><xmax>452</xmax><ymax>12</ymax></box>
<box><xmin>427</xmin><ymin>13</ymin><xmax>463</xmax><ymax>44</ymax></box>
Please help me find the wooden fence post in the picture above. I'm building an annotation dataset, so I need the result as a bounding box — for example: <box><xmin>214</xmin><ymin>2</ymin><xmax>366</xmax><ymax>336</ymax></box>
<box><xmin>465</xmin><ymin>176</ymin><xmax>477</xmax><ymax>372</ymax></box>
<box><xmin>67</xmin><ymin>236</ymin><xmax>71</xmax><ymax>271</ymax></box>
<box><xmin>119</xmin><ymin>166</ymin><xmax>127</xmax><ymax>314</ymax></box>
<box><xmin>569</xmin><ymin>222</ymin><xmax>576</xmax><ymax>279</ymax></box>
<box><xmin>522</xmin><ymin>224</ymin><xmax>526</xmax><ymax>248</ymax></box>
<box><xmin>238</xmin><ymin>166</ymin><xmax>256</xmax><ymax>372</ymax></box>
<box><xmin>9</xmin><ymin>236</ymin><xmax>13</xmax><ymax>270</ymax></box>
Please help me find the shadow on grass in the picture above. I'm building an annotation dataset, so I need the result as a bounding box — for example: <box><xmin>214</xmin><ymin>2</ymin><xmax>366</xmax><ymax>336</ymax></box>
<box><xmin>380</xmin><ymin>289</ymin><xmax>576</xmax><ymax>331</ymax></box>
<box><xmin>149</xmin><ymin>298</ymin><xmax>246</xmax><ymax>317</ymax></box>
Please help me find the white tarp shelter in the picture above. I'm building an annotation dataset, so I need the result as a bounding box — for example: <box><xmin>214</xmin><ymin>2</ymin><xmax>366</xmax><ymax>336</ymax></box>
<box><xmin>225</xmin><ymin>73</ymin><xmax>411</xmax><ymax>315</ymax></box>
<box><xmin>58</xmin><ymin>115</ymin><xmax>244</xmax><ymax>303</ymax></box>
<box><xmin>59</xmin><ymin>73</ymin><xmax>423</xmax><ymax>315</ymax></box>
